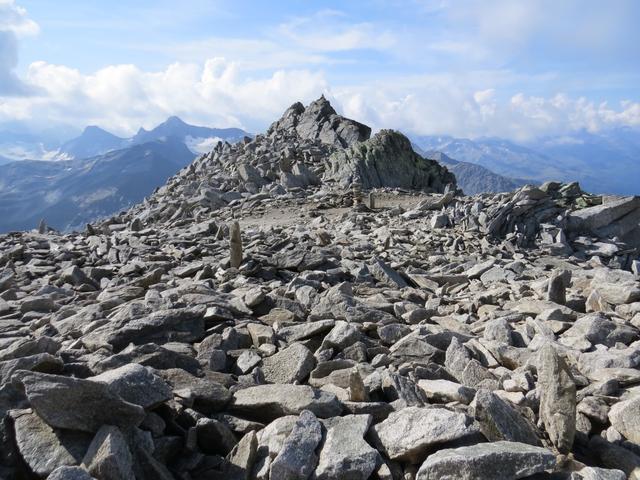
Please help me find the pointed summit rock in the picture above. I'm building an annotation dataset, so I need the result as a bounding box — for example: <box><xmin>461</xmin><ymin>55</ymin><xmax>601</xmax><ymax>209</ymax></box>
<box><xmin>268</xmin><ymin>95</ymin><xmax>371</xmax><ymax>148</ymax></box>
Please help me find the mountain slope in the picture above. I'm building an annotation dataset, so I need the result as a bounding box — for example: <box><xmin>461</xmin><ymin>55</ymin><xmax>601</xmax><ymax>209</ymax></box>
<box><xmin>424</xmin><ymin>150</ymin><xmax>529</xmax><ymax>194</ymax></box>
<box><xmin>131</xmin><ymin>116</ymin><xmax>249</xmax><ymax>153</ymax></box>
<box><xmin>58</xmin><ymin>125</ymin><xmax>125</xmax><ymax>159</ymax></box>
<box><xmin>0</xmin><ymin>138</ymin><xmax>194</xmax><ymax>232</ymax></box>
<box><xmin>412</xmin><ymin>130</ymin><xmax>640</xmax><ymax>195</ymax></box>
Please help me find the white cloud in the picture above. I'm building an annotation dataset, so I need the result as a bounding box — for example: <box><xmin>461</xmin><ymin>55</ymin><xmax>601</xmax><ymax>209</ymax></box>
<box><xmin>0</xmin><ymin>0</ymin><xmax>38</xmax><ymax>36</ymax></box>
<box><xmin>0</xmin><ymin>0</ymin><xmax>38</xmax><ymax>95</ymax></box>
<box><xmin>0</xmin><ymin>57</ymin><xmax>328</xmax><ymax>135</ymax></box>
<box><xmin>275</xmin><ymin>11</ymin><xmax>396</xmax><ymax>53</ymax></box>
<box><xmin>332</xmin><ymin>82</ymin><xmax>640</xmax><ymax>141</ymax></box>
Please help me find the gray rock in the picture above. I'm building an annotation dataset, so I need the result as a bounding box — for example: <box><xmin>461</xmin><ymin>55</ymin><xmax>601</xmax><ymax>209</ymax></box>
<box><xmin>16</xmin><ymin>371</ymin><xmax>145</xmax><ymax>432</ymax></box>
<box><xmin>566</xmin><ymin>196</ymin><xmax>640</xmax><ymax>232</ymax></box>
<box><xmin>82</xmin><ymin>425</ymin><xmax>135</xmax><ymax>480</ymax></box>
<box><xmin>48</xmin><ymin>467</ymin><xmax>96</xmax><ymax>480</ymax></box>
<box><xmin>324</xmin><ymin>129</ymin><xmax>454</xmax><ymax>191</ymax></box>
<box><xmin>470</xmin><ymin>389</ymin><xmax>540</xmax><ymax>445</ymax></box>
<box><xmin>10</xmin><ymin>409</ymin><xmax>90</xmax><ymax>477</ymax></box>
<box><xmin>226</xmin><ymin>430</ymin><xmax>258</xmax><ymax>480</ymax></box>
<box><xmin>416</xmin><ymin>441</ymin><xmax>556</xmax><ymax>480</ymax></box>
<box><xmin>196</xmin><ymin>417</ymin><xmax>238</xmax><ymax>455</ymax></box>
<box><xmin>578</xmin><ymin>466</ymin><xmax>627</xmax><ymax>480</ymax></box>
<box><xmin>232</xmin><ymin>384</ymin><xmax>342</xmax><ymax>421</ymax></box>
<box><xmin>268</xmin><ymin>96</ymin><xmax>370</xmax><ymax>148</ymax></box>
<box><xmin>547</xmin><ymin>269</ymin><xmax>571</xmax><ymax>305</ymax></box>
<box><xmin>262</xmin><ymin>343</ymin><xmax>316</xmax><ymax>384</ymax></box>
<box><xmin>315</xmin><ymin>414</ymin><xmax>378</xmax><ymax>480</ymax></box>
<box><xmin>537</xmin><ymin>344</ymin><xmax>576</xmax><ymax>453</ymax></box>
<box><xmin>417</xmin><ymin>379</ymin><xmax>475</xmax><ymax>404</ymax></box>
<box><xmin>369</xmin><ymin>257</ymin><xmax>408</xmax><ymax>288</ymax></box>
<box><xmin>92</xmin><ymin>307</ymin><xmax>206</xmax><ymax>352</ymax></box>
<box><xmin>269</xmin><ymin>410</ymin><xmax>322</xmax><ymax>480</ymax></box>
<box><xmin>608</xmin><ymin>396</ymin><xmax>640</xmax><ymax>444</ymax></box>
<box><xmin>371</xmin><ymin>406</ymin><xmax>478</xmax><ymax>463</ymax></box>
<box><xmin>90</xmin><ymin>363</ymin><xmax>172</xmax><ymax>409</ymax></box>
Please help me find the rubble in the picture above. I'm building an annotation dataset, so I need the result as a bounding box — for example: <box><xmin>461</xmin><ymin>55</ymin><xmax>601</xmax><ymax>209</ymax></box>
<box><xmin>0</xmin><ymin>97</ymin><xmax>639</xmax><ymax>479</ymax></box>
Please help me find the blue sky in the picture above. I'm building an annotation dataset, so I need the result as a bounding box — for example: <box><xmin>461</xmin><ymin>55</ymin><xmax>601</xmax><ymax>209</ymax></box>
<box><xmin>1</xmin><ymin>0</ymin><xmax>639</xmax><ymax>140</ymax></box>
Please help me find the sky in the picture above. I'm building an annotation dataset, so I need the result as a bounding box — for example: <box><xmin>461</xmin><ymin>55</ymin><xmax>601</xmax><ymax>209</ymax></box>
<box><xmin>0</xmin><ymin>0</ymin><xmax>639</xmax><ymax>141</ymax></box>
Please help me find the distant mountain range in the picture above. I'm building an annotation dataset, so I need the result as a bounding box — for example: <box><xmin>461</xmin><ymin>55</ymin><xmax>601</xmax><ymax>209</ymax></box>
<box><xmin>412</xmin><ymin>128</ymin><xmax>640</xmax><ymax>195</ymax></box>
<box><xmin>0</xmin><ymin>117</ymin><xmax>250</xmax><ymax>233</ymax></box>
<box><xmin>417</xmin><ymin>149</ymin><xmax>529</xmax><ymax>195</ymax></box>
<box><xmin>0</xmin><ymin>139</ymin><xmax>195</xmax><ymax>232</ymax></box>
<box><xmin>58</xmin><ymin>116</ymin><xmax>249</xmax><ymax>159</ymax></box>
<box><xmin>0</xmin><ymin>117</ymin><xmax>250</xmax><ymax>162</ymax></box>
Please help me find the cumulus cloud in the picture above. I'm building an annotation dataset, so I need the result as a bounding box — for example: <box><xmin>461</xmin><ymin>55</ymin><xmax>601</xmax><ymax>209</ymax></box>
<box><xmin>0</xmin><ymin>0</ymin><xmax>37</xmax><ymax>95</ymax></box>
<box><xmin>0</xmin><ymin>58</ymin><xmax>328</xmax><ymax>135</ymax></box>
<box><xmin>332</xmin><ymin>83</ymin><xmax>640</xmax><ymax>141</ymax></box>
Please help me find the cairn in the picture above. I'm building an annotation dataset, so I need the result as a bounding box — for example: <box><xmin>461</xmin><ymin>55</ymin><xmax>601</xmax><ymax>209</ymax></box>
<box><xmin>229</xmin><ymin>221</ymin><xmax>243</xmax><ymax>268</ymax></box>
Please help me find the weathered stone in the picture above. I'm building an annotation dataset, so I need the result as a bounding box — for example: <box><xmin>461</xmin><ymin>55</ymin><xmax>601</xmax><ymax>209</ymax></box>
<box><xmin>470</xmin><ymin>389</ymin><xmax>540</xmax><ymax>445</ymax></box>
<box><xmin>416</xmin><ymin>441</ymin><xmax>556</xmax><ymax>480</ymax></box>
<box><xmin>537</xmin><ymin>344</ymin><xmax>576</xmax><ymax>453</ymax></box>
<box><xmin>232</xmin><ymin>384</ymin><xmax>342</xmax><ymax>421</ymax></box>
<box><xmin>369</xmin><ymin>257</ymin><xmax>408</xmax><ymax>288</ymax></box>
<box><xmin>10</xmin><ymin>409</ymin><xmax>90</xmax><ymax>477</ymax></box>
<box><xmin>371</xmin><ymin>406</ymin><xmax>478</xmax><ymax>463</ymax></box>
<box><xmin>269</xmin><ymin>410</ymin><xmax>322</xmax><ymax>480</ymax></box>
<box><xmin>547</xmin><ymin>269</ymin><xmax>571</xmax><ymax>305</ymax></box>
<box><xmin>608</xmin><ymin>396</ymin><xmax>640</xmax><ymax>444</ymax></box>
<box><xmin>315</xmin><ymin>414</ymin><xmax>378</xmax><ymax>480</ymax></box>
<box><xmin>16</xmin><ymin>371</ymin><xmax>145</xmax><ymax>432</ymax></box>
<box><xmin>90</xmin><ymin>363</ymin><xmax>172</xmax><ymax>409</ymax></box>
<box><xmin>82</xmin><ymin>425</ymin><xmax>135</xmax><ymax>480</ymax></box>
<box><xmin>262</xmin><ymin>343</ymin><xmax>316</xmax><ymax>384</ymax></box>
<box><xmin>226</xmin><ymin>430</ymin><xmax>258</xmax><ymax>480</ymax></box>
<box><xmin>230</xmin><ymin>221</ymin><xmax>243</xmax><ymax>268</ymax></box>
<box><xmin>48</xmin><ymin>466</ymin><xmax>95</xmax><ymax>480</ymax></box>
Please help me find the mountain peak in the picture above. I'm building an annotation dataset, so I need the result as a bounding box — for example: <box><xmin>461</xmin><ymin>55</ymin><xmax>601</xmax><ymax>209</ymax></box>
<box><xmin>82</xmin><ymin>125</ymin><xmax>109</xmax><ymax>134</ymax></box>
<box><xmin>162</xmin><ymin>115</ymin><xmax>188</xmax><ymax>127</ymax></box>
<box><xmin>267</xmin><ymin>96</ymin><xmax>371</xmax><ymax>148</ymax></box>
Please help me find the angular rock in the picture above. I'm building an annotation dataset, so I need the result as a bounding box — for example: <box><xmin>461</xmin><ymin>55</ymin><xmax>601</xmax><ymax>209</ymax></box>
<box><xmin>315</xmin><ymin>414</ymin><xmax>378</xmax><ymax>480</ymax></box>
<box><xmin>537</xmin><ymin>344</ymin><xmax>576</xmax><ymax>453</ymax></box>
<box><xmin>608</xmin><ymin>396</ymin><xmax>640</xmax><ymax>444</ymax></box>
<box><xmin>10</xmin><ymin>409</ymin><xmax>90</xmax><ymax>477</ymax></box>
<box><xmin>82</xmin><ymin>425</ymin><xmax>135</xmax><ymax>480</ymax></box>
<box><xmin>470</xmin><ymin>389</ymin><xmax>540</xmax><ymax>446</ymax></box>
<box><xmin>15</xmin><ymin>371</ymin><xmax>145</xmax><ymax>432</ymax></box>
<box><xmin>269</xmin><ymin>410</ymin><xmax>322</xmax><ymax>480</ymax></box>
<box><xmin>232</xmin><ymin>384</ymin><xmax>342</xmax><ymax>421</ymax></box>
<box><xmin>262</xmin><ymin>343</ymin><xmax>316</xmax><ymax>384</ymax></box>
<box><xmin>90</xmin><ymin>363</ymin><xmax>172</xmax><ymax>409</ymax></box>
<box><xmin>371</xmin><ymin>406</ymin><xmax>479</xmax><ymax>463</ymax></box>
<box><xmin>416</xmin><ymin>441</ymin><xmax>556</xmax><ymax>480</ymax></box>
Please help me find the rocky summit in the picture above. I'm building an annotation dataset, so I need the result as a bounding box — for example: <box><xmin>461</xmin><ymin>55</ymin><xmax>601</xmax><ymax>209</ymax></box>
<box><xmin>0</xmin><ymin>97</ymin><xmax>639</xmax><ymax>480</ymax></box>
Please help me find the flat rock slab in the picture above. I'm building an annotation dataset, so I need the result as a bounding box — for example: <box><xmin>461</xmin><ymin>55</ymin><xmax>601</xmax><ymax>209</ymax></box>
<box><xmin>416</xmin><ymin>441</ymin><xmax>556</xmax><ymax>480</ymax></box>
<box><xmin>231</xmin><ymin>384</ymin><xmax>342</xmax><ymax>422</ymax></box>
<box><xmin>15</xmin><ymin>371</ymin><xmax>145</xmax><ymax>432</ymax></box>
<box><xmin>371</xmin><ymin>406</ymin><xmax>479</xmax><ymax>463</ymax></box>
<box><xmin>90</xmin><ymin>363</ymin><xmax>172</xmax><ymax>409</ymax></box>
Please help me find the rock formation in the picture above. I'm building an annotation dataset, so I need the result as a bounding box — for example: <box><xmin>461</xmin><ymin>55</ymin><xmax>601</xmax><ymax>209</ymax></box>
<box><xmin>0</xmin><ymin>97</ymin><xmax>639</xmax><ymax>480</ymax></box>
